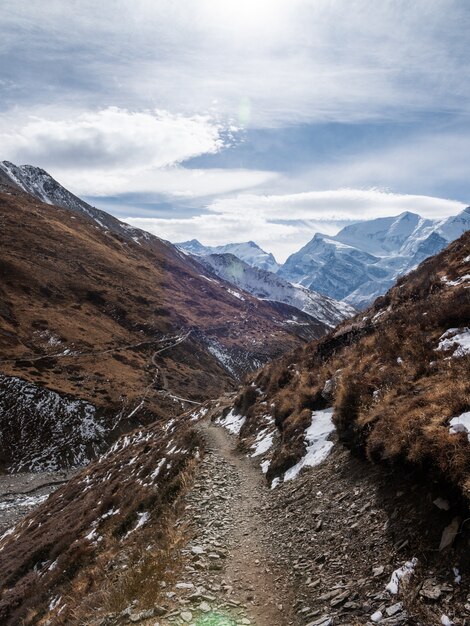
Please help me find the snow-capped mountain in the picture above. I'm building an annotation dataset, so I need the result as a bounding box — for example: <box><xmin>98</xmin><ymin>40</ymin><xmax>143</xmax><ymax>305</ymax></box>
<box><xmin>177</xmin><ymin>239</ymin><xmax>280</xmax><ymax>273</ymax></box>
<box><xmin>0</xmin><ymin>160</ymin><xmax>148</xmax><ymax>242</ymax></box>
<box><xmin>199</xmin><ymin>252</ymin><xmax>355</xmax><ymax>327</ymax></box>
<box><xmin>280</xmin><ymin>208</ymin><xmax>470</xmax><ymax>307</ymax></box>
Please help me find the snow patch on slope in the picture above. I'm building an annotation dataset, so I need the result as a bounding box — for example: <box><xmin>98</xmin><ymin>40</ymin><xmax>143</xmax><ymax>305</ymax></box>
<box><xmin>283</xmin><ymin>408</ymin><xmax>335</xmax><ymax>482</ymax></box>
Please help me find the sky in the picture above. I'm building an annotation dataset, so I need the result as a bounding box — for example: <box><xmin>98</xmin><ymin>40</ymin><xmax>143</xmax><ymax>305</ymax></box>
<box><xmin>1</xmin><ymin>0</ymin><xmax>470</xmax><ymax>261</ymax></box>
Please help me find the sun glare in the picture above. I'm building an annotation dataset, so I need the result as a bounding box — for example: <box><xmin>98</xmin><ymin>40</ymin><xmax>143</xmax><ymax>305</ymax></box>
<box><xmin>201</xmin><ymin>0</ymin><xmax>288</xmax><ymax>38</ymax></box>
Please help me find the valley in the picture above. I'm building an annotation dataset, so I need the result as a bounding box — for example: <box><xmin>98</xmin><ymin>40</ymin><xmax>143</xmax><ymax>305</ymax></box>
<box><xmin>0</xmin><ymin>167</ymin><xmax>468</xmax><ymax>626</ymax></box>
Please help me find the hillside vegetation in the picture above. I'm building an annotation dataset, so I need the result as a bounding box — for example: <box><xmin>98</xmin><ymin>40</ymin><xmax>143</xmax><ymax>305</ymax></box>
<box><xmin>234</xmin><ymin>231</ymin><xmax>470</xmax><ymax>498</ymax></box>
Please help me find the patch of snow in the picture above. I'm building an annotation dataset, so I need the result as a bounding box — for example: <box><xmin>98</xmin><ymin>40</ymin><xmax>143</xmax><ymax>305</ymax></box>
<box><xmin>205</xmin><ymin>340</ymin><xmax>238</xmax><ymax>377</ymax></box>
<box><xmin>124</xmin><ymin>511</ymin><xmax>150</xmax><ymax>539</ymax></box>
<box><xmin>190</xmin><ymin>407</ymin><xmax>208</xmax><ymax>422</ymax></box>
<box><xmin>441</xmin><ymin>616</ymin><xmax>453</xmax><ymax>626</ymax></box>
<box><xmin>150</xmin><ymin>458</ymin><xmax>166</xmax><ymax>481</ymax></box>
<box><xmin>260</xmin><ymin>459</ymin><xmax>271</xmax><ymax>474</ymax></box>
<box><xmin>85</xmin><ymin>528</ymin><xmax>98</xmax><ymax>541</ymax></box>
<box><xmin>49</xmin><ymin>595</ymin><xmax>62</xmax><ymax>611</ymax></box>
<box><xmin>271</xmin><ymin>477</ymin><xmax>280</xmax><ymax>489</ymax></box>
<box><xmin>449</xmin><ymin>411</ymin><xmax>470</xmax><ymax>441</ymax></box>
<box><xmin>385</xmin><ymin>557</ymin><xmax>418</xmax><ymax>594</ymax></box>
<box><xmin>216</xmin><ymin>408</ymin><xmax>246</xmax><ymax>435</ymax></box>
<box><xmin>283</xmin><ymin>409</ymin><xmax>335</xmax><ymax>482</ymax></box>
<box><xmin>251</xmin><ymin>430</ymin><xmax>274</xmax><ymax>457</ymax></box>
<box><xmin>199</xmin><ymin>274</ymin><xmax>219</xmax><ymax>284</ymax></box>
<box><xmin>227</xmin><ymin>288</ymin><xmax>245</xmax><ymax>300</ymax></box>
<box><xmin>436</xmin><ymin>328</ymin><xmax>470</xmax><ymax>357</ymax></box>
<box><xmin>441</xmin><ymin>274</ymin><xmax>470</xmax><ymax>287</ymax></box>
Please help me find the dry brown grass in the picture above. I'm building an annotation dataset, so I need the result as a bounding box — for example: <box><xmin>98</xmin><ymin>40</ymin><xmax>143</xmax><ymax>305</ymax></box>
<box><xmin>236</xmin><ymin>231</ymin><xmax>470</xmax><ymax>499</ymax></box>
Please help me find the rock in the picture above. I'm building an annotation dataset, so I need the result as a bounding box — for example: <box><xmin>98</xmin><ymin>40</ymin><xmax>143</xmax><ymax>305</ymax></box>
<box><xmin>439</xmin><ymin>517</ymin><xmax>460</xmax><ymax>551</ymax></box>
<box><xmin>433</xmin><ymin>497</ymin><xmax>450</xmax><ymax>511</ymax></box>
<box><xmin>385</xmin><ymin>603</ymin><xmax>402</xmax><ymax>616</ymax></box>
<box><xmin>175</xmin><ymin>582</ymin><xmax>194</xmax><ymax>590</ymax></box>
<box><xmin>180</xmin><ymin>611</ymin><xmax>193</xmax><ymax>622</ymax></box>
<box><xmin>154</xmin><ymin>606</ymin><xmax>166</xmax><ymax>616</ymax></box>
<box><xmin>373</xmin><ymin>565</ymin><xmax>385</xmax><ymax>577</ymax></box>
<box><xmin>420</xmin><ymin>580</ymin><xmax>441</xmax><ymax>600</ymax></box>
<box><xmin>330</xmin><ymin>589</ymin><xmax>350</xmax><ymax>606</ymax></box>
<box><xmin>305</xmin><ymin>618</ymin><xmax>332</xmax><ymax>626</ymax></box>
<box><xmin>199</xmin><ymin>601</ymin><xmax>211</xmax><ymax>613</ymax></box>
<box><xmin>128</xmin><ymin>608</ymin><xmax>154</xmax><ymax>623</ymax></box>
<box><xmin>371</xmin><ymin>611</ymin><xmax>383</xmax><ymax>623</ymax></box>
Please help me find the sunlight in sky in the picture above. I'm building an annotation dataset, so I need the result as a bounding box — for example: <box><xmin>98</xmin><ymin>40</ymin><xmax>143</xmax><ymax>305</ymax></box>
<box><xmin>1</xmin><ymin>1</ymin><xmax>470</xmax><ymax>256</ymax></box>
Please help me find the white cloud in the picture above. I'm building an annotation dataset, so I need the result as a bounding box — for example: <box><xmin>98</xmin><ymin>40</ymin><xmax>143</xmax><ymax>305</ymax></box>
<box><xmin>61</xmin><ymin>166</ymin><xmax>277</xmax><ymax>199</ymax></box>
<box><xmin>297</xmin><ymin>128</ymin><xmax>470</xmax><ymax>193</ymax></box>
<box><xmin>207</xmin><ymin>189</ymin><xmax>464</xmax><ymax>221</ymax></box>
<box><xmin>2</xmin><ymin>1</ymin><xmax>470</xmax><ymax>126</ymax></box>
<box><xmin>125</xmin><ymin>188</ymin><xmax>465</xmax><ymax>261</ymax></box>
<box><xmin>0</xmin><ymin>107</ymin><xmax>224</xmax><ymax>169</ymax></box>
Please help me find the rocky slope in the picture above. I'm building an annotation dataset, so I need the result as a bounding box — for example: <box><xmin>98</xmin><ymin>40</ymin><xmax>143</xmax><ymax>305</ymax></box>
<box><xmin>177</xmin><ymin>239</ymin><xmax>280</xmax><ymax>273</ymax></box>
<box><xmin>279</xmin><ymin>209</ymin><xmax>470</xmax><ymax>307</ymax></box>
<box><xmin>199</xmin><ymin>252</ymin><xmax>355</xmax><ymax>328</ymax></box>
<box><xmin>0</xmin><ymin>183</ymin><xmax>326</xmax><ymax>472</ymax></box>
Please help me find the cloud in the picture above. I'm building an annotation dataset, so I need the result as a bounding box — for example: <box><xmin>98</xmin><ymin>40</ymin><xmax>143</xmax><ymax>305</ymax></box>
<box><xmin>207</xmin><ymin>189</ymin><xmax>465</xmax><ymax>221</ymax></box>
<box><xmin>65</xmin><ymin>166</ymin><xmax>277</xmax><ymax>199</ymax></box>
<box><xmin>290</xmin><ymin>128</ymin><xmax>470</xmax><ymax>198</ymax></box>
<box><xmin>0</xmin><ymin>107</ymin><xmax>278</xmax><ymax>199</ymax></box>
<box><xmin>0</xmin><ymin>107</ymin><xmax>225</xmax><ymax>169</ymax></box>
<box><xmin>2</xmin><ymin>1</ymin><xmax>470</xmax><ymax>126</ymax></box>
<box><xmin>125</xmin><ymin>189</ymin><xmax>465</xmax><ymax>261</ymax></box>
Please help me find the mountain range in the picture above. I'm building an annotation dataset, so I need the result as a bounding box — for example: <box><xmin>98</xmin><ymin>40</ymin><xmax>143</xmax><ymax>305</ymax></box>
<box><xmin>179</xmin><ymin>208</ymin><xmax>470</xmax><ymax>308</ymax></box>
<box><xmin>177</xmin><ymin>238</ymin><xmax>280</xmax><ymax>273</ymax></box>
<box><xmin>5</xmin><ymin>159</ymin><xmax>468</xmax><ymax>311</ymax></box>
<box><xmin>199</xmin><ymin>252</ymin><xmax>355</xmax><ymax>327</ymax></box>
<box><xmin>279</xmin><ymin>208</ymin><xmax>470</xmax><ymax>306</ymax></box>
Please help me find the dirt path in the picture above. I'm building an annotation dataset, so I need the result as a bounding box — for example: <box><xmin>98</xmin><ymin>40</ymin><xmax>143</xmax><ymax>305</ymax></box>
<box><xmin>164</xmin><ymin>420</ymin><xmax>296</xmax><ymax>626</ymax></box>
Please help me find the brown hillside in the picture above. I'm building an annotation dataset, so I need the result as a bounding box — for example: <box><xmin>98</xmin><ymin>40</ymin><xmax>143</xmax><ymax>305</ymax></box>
<box><xmin>233</xmin><ymin>230</ymin><xmax>470</xmax><ymax>499</ymax></box>
<box><xmin>0</xmin><ymin>184</ymin><xmax>326</xmax><ymax>471</ymax></box>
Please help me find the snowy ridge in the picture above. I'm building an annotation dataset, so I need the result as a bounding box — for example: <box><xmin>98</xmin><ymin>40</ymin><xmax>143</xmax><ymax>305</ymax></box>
<box><xmin>177</xmin><ymin>239</ymin><xmax>280</xmax><ymax>273</ymax></box>
<box><xmin>199</xmin><ymin>253</ymin><xmax>355</xmax><ymax>327</ymax></box>
<box><xmin>0</xmin><ymin>160</ymin><xmax>151</xmax><ymax>243</ymax></box>
<box><xmin>280</xmin><ymin>208</ymin><xmax>470</xmax><ymax>307</ymax></box>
